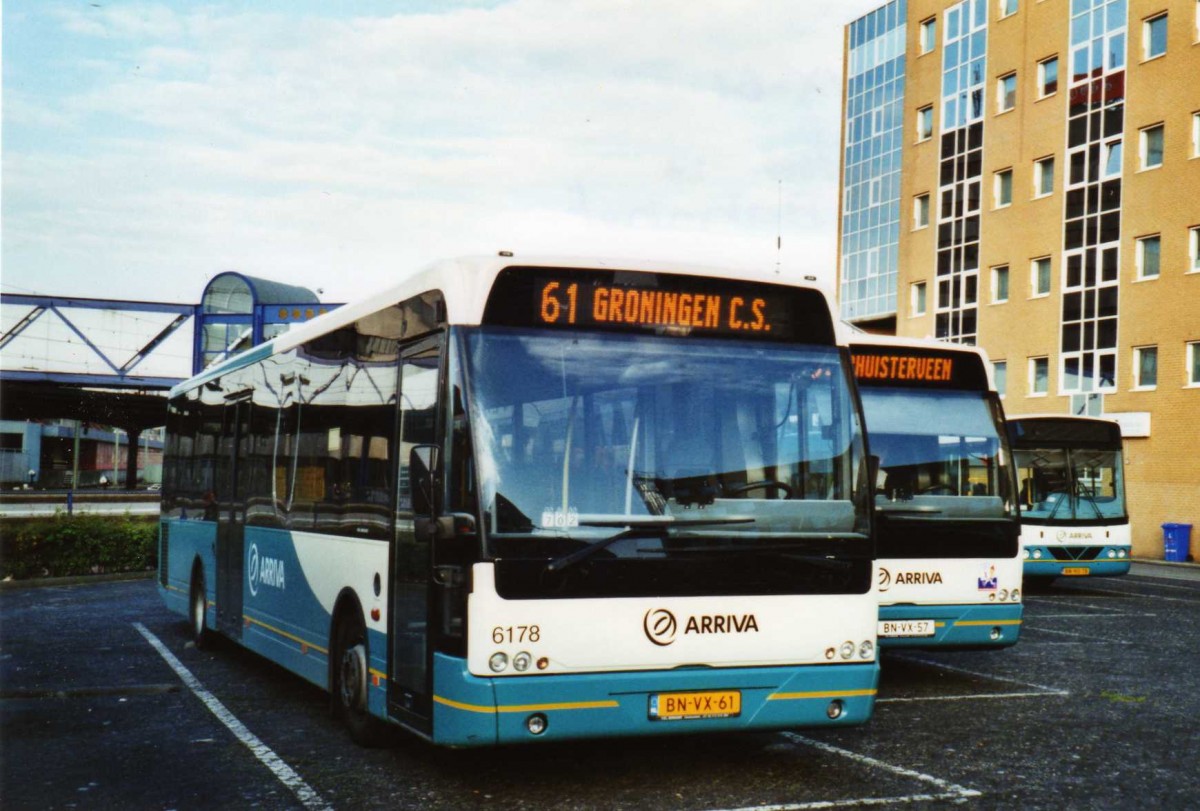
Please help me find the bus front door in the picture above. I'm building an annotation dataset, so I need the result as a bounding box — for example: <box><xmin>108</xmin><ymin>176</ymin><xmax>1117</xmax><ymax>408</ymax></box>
<box><xmin>388</xmin><ymin>337</ymin><xmax>442</xmax><ymax>732</ymax></box>
<box><xmin>216</xmin><ymin>395</ymin><xmax>249</xmax><ymax>640</ymax></box>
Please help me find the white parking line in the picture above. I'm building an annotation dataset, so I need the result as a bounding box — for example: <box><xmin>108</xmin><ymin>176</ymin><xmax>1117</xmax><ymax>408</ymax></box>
<box><xmin>706</xmin><ymin>731</ymin><xmax>982</xmax><ymax>810</ymax></box>
<box><xmin>878</xmin><ymin>690</ymin><xmax>1059</xmax><ymax>704</ymax></box>
<box><xmin>1024</xmin><ymin>597</ymin><xmax>1132</xmax><ymax>613</ymax></box>
<box><xmin>1034</xmin><ymin>612</ymin><xmax>1156</xmax><ymax>619</ymax></box>
<box><xmin>1064</xmin><ymin>583</ymin><xmax>1200</xmax><ymax>605</ymax></box>
<box><xmin>133</xmin><ymin>623</ymin><xmax>330</xmax><ymax>811</ymax></box>
<box><xmin>1024</xmin><ymin>624</ymin><xmax>1131</xmax><ymax>644</ymax></box>
<box><xmin>890</xmin><ymin>655</ymin><xmax>1070</xmax><ymax>697</ymax></box>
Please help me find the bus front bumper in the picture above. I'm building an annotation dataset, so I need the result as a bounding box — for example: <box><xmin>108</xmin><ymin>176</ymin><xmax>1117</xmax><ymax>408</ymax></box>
<box><xmin>1022</xmin><ymin>546</ymin><xmax>1132</xmax><ymax>578</ymax></box>
<box><xmin>877</xmin><ymin>603</ymin><xmax>1023</xmax><ymax>649</ymax></box>
<box><xmin>428</xmin><ymin>653</ymin><xmax>880</xmax><ymax>747</ymax></box>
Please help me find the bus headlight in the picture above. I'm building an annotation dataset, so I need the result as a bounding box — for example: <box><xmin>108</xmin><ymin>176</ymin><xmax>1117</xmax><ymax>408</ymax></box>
<box><xmin>513</xmin><ymin>651</ymin><xmax>532</xmax><ymax>672</ymax></box>
<box><xmin>1118</xmin><ymin>549</ymin><xmax>1127</xmax><ymax>558</ymax></box>
<box><xmin>1022</xmin><ymin>549</ymin><xmax>1030</xmax><ymax>560</ymax></box>
<box><xmin>999</xmin><ymin>589</ymin><xmax>1009</xmax><ymax>602</ymax></box>
<box><xmin>526</xmin><ymin>713</ymin><xmax>548</xmax><ymax>735</ymax></box>
<box><xmin>859</xmin><ymin>640</ymin><xmax>873</xmax><ymax>659</ymax></box>
<box><xmin>489</xmin><ymin>652</ymin><xmax>509</xmax><ymax>673</ymax></box>
<box><xmin>1108</xmin><ymin>549</ymin><xmax>1117</xmax><ymax>559</ymax></box>
<box><xmin>826</xmin><ymin>700</ymin><xmax>844</xmax><ymax>720</ymax></box>
<box><xmin>1011</xmin><ymin>588</ymin><xmax>1021</xmax><ymax>602</ymax></box>
<box><xmin>1033</xmin><ymin>549</ymin><xmax>1043</xmax><ymax>560</ymax></box>
<box><xmin>839</xmin><ymin>641</ymin><xmax>855</xmax><ymax>660</ymax></box>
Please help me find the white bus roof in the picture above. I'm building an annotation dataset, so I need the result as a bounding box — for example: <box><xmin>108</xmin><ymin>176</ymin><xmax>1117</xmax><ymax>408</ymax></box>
<box><xmin>177</xmin><ymin>253</ymin><xmax>836</xmax><ymax>397</ymax></box>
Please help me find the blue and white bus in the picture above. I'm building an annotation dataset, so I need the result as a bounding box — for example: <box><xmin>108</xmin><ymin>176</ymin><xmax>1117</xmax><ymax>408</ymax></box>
<box><xmin>158</xmin><ymin>255</ymin><xmax>879</xmax><ymax>747</ymax></box>
<box><xmin>1007</xmin><ymin>415</ymin><xmax>1130</xmax><ymax>580</ymax></box>
<box><xmin>848</xmin><ymin>336</ymin><xmax>1023</xmax><ymax>649</ymax></box>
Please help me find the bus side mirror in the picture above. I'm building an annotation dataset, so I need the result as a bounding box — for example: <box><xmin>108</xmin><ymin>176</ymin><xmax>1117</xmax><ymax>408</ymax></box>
<box><xmin>410</xmin><ymin>445</ymin><xmax>440</xmax><ymax>517</ymax></box>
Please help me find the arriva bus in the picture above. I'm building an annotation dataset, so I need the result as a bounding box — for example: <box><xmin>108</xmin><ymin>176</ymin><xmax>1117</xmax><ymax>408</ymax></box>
<box><xmin>158</xmin><ymin>255</ymin><xmax>879</xmax><ymax>747</ymax></box>
<box><xmin>1007</xmin><ymin>415</ymin><xmax>1130</xmax><ymax>581</ymax></box>
<box><xmin>848</xmin><ymin>336</ymin><xmax>1022</xmax><ymax>649</ymax></box>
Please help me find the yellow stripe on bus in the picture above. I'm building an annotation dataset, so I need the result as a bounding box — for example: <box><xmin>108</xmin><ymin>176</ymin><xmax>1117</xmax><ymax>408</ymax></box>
<box><xmin>767</xmin><ymin>688</ymin><xmax>878</xmax><ymax>701</ymax></box>
<box><xmin>433</xmin><ymin>695</ymin><xmax>620</xmax><ymax>714</ymax></box>
<box><xmin>243</xmin><ymin>615</ymin><xmax>329</xmax><ymax>656</ymax></box>
<box><xmin>952</xmin><ymin>619</ymin><xmax>1023</xmax><ymax>627</ymax></box>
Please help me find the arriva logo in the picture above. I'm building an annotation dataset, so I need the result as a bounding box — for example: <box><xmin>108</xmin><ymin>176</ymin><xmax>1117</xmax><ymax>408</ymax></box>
<box><xmin>642</xmin><ymin>607</ymin><xmax>759</xmax><ymax>646</ymax></box>
<box><xmin>644</xmin><ymin>608</ymin><xmax>678</xmax><ymax>646</ymax></box>
<box><xmin>878</xmin><ymin>567</ymin><xmax>942</xmax><ymax>592</ymax></box>
<box><xmin>246</xmin><ymin>543</ymin><xmax>286</xmax><ymax>597</ymax></box>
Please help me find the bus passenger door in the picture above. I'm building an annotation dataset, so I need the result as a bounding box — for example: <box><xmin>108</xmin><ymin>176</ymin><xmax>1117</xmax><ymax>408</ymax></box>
<box><xmin>388</xmin><ymin>336</ymin><xmax>442</xmax><ymax>730</ymax></box>
<box><xmin>216</xmin><ymin>395</ymin><xmax>250</xmax><ymax>640</ymax></box>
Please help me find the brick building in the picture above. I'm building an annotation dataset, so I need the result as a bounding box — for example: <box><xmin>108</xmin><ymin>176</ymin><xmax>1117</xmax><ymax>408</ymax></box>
<box><xmin>837</xmin><ymin>0</ymin><xmax>1199</xmax><ymax>556</ymax></box>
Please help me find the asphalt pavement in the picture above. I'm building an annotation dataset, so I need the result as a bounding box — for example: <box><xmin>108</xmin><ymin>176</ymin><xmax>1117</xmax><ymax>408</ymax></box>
<box><xmin>1</xmin><ymin>562</ymin><xmax>1198</xmax><ymax>810</ymax></box>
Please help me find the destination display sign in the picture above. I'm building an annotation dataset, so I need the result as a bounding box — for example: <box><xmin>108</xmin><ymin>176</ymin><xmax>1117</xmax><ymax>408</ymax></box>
<box><xmin>850</xmin><ymin>344</ymin><xmax>988</xmax><ymax>390</ymax></box>
<box><xmin>483</xmin><ymin>266</ymin><xmax>837</xmax><ymax>344</ymax></box>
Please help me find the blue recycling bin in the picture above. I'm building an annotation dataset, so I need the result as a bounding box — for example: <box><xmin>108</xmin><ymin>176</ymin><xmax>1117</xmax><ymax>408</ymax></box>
<box><xmin>1162</xmin><ymin>523</ymin><xmax>1193</xmax><ymax>562</ymax></box>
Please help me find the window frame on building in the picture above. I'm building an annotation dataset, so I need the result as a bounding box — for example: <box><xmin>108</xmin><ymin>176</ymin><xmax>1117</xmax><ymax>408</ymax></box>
<box><xmin>999</xmin><ymin>0</ymin><xmax>1019</xmax><ymax>20</ymax></box>
<box><xmin>1031</xmin><ymin>256</ymin><xmax>1052</xmax><ymax>297</ymax></box>
<box><xmin>1136</xmin><ymin>234</ymin><xmax>1162</xmax><ymax>280</ymax></box>
<box><xmin>1037</xmin><ymin>55</ymin><xmax>1058</xmax><ymax>98</ymax></box>
<box><xmin>1034</xmin><ymin>155</ymin><xmax>1055</xmax><ymax>197</ymax></box>
<box><xmin>1140</xmin><ymin>124</ymin><xmax>1164</xmax><ymax>170</ymax></box>
<box><xmin>1143</xmin><ymin>12</ymin><xmax>1168</xmax><ymax>60</ymax></box>
<box><xmin>994</xmin><ymin>168</ymin><xmax>1014</xmax><ymax>208</ymax></box>
<box><xmin>992</xmin><ymin>265</ymin><xmax>1010</xmax><ymax>303</ymax></box>
<box><xmin>913</xmin><ymin>193</ymin><xmax>931</xmax><ymax>229</ymax></box>
<box><xmin>1029</xmin><ymin>356</ymin><xmax>1049</xmax><ymax>397</ymax></box>
<box><xmin>910</xmin><ymin>281</ymin><xmax>928</xmax><ymax>316</ymax></box>
<box><xmin>1133</xmin><ymin>345</ymin><xmax>1159</xmax><ymax>390</ymax></box>
<box><xmin>1190</xmin><ymin>225</ymin><xmax>1200</xmax><ymax>274</ymax></box>
<box><xmin>920</xmin><ymin>17</ymin><xmax>937</xmax><ymax>54</ymax></box>
<box><xmin>917</xmin><ymin>104</ymin><xmax>934</xmax><ymax>142</ymax></box>
<box><xmin>1192</xmin><ymin>111</ymin><xmax>1200</xmax><ymax>157</ymax></box>
<box><xmin>1189</xmin><ymin>341</ymin><xmax>1200</xmax><ymax>387</ymax></box>
<box><xmin>997</xmin><ymin>72</ymin><xmax>1017</xmax><ymax>113</ymax></box>
<box><xmin>993</xmin><ymin>360</ymin><xmax>1008</xmax><ymax>398</ymax></box>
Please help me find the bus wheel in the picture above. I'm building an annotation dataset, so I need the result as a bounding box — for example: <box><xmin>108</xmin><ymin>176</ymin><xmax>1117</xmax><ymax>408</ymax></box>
<box><xmin>332</xmin><ymin>612</ymin><xmax>387</xmax><ymax>747</ymax></box>
<box><xmin>189</xmin><ymin>566</ymin><xmax>209</xmax><ymax>647</ymax></box>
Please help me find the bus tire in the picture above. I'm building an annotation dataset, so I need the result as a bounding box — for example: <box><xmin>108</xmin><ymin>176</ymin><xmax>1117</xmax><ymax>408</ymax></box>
<box><xmin>189</xmin><ymin>564</ymin><xmax>210</xmax><ymax>647</ymax></box>
<box><xmin>332</xmin><ymin>610</ymin><xmax>388</xmax><ymax>747</ymax></box>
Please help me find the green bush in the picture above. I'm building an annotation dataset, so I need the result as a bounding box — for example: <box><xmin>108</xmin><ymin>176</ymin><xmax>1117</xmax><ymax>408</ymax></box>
<box><xmin>1</xmin><ymin>514</ymin><xmax>158</xmax><ymax>580</ymax></box>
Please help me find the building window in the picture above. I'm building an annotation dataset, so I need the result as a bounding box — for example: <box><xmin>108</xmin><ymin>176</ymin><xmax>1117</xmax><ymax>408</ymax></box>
<box><xmin>1038</xmin><ymin>56</ymin><xmax>1058</xmax><ymax>97</ymax></box>
<box><xmin>914</xmin><ymin>193</ymin><xmax>930</xmax><ymax>229</ymax></box>
<box><xmin>994</xmin><ymin>361</ymin><xmax>1007</xmax><ymax>397</ymax></box>
<box><xmin>1137</xmin><ymin>235</ymin><xmax>1161</xmax><ymax>279</ymax></box>
<box><xmin>999</xmin><ymin>0</ymin><xmax>1018</xmax><ymax>19</ymax></box>
<box><xmin>920</xmin><ymin>17</ymin><xmax>937</xmax><ymax>54</ymax></box>
<box><xmin>1034</xmin><ymin>156</ymin><xmax>1055</xmax><ymax>197</ymax></box>
<box><xmin>1190</xmin><ymin>225</ymin><xmax>1200</xmax><ymax>273</ymax></box>
<box><xmin>993</xmin><ymin>265</ymin><xmax>1010</xmax><ymax>302</ymax></box>
<box><xmin>1103</xmin><ymin>139</ymin><xmax>1123</xmax><ymax>177</ymax></box>
<box><xmin>911</xmin><ymin>282</ymin><xmax>928</xmax><ymax>316</ymax></box>
<box><xmin>995</xmin><ymin>169</ymin><xmax>1013</xmax><ymax>207</ymax></box>
<box><xmin>1029</xmin><ymin>356</ymin><xmax>1049</xmax><ymax>396</ymax></box>
<box><xmin>1133</xmin><ymin>346</ymin><xmax>1158</xmax><ymax>389</ymax></box>
<box><xmin>917</xmin><ymin>105</ymin><xmax>934</xmax><ymax>141</ymax></box>
<box><xmin>1032</xmin><ymin>257</ymin><xmax>1052</xmax><ymax>296</ymax></box>
<box><xmin>1192</xmin><ymin>111</ymin><xmax>1199</xmax><ymax>157</ymax></box>
<box><xmin>1189</xmin><ymin>342</ymin><xmax>1200</xmax><ymax>386</ymax></box>
<box><xmin>1141</xmin><ymin>124</ymin><xmax>1164</xmax><ymax>169</ymax></box>
<box><xmin>1144</xmin><ymin>13</ymin><xmax>1168</xmax><ymax>59</ymax></box>
<box><xmin>997</xmin><ymin>73</ymin><xmax>1017</xmax><ymax>113</ymax></box>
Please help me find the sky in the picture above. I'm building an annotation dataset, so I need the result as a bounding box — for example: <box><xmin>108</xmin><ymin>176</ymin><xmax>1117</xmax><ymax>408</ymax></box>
<box><xmin>2</xmin><ymin>0</ymin><xmax>883</xmax><ymax>306</ymax></box>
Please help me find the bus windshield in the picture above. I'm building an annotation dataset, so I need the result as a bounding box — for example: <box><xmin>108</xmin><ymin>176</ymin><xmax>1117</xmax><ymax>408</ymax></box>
<box><xmin>462</xmin><ymin>328</ymin><xmax>869</xmax><ymax>565</ymax></box>
<box><xmin>1013</xmin><ymin>446</ymin><xmax>1126</xmax><ymax>521</ymax></box>
<box><xmin>860</xmin><ymin>387</ymin><xmax>1015</xmax><ymax>520</ymax></box>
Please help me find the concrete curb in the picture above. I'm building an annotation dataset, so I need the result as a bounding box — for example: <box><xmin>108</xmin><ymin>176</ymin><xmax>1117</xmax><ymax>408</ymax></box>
<box><xmin>0</xmin><ymin>570</ymin><xmax>156</xmax><ymax>592</ymax></box>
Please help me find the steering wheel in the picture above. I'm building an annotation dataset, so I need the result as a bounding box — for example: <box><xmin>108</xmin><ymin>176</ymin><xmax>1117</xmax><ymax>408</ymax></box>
<box><xmin>725</xmin><ymin>480</ymin><xmax>795</xmax><ymax>499</ymax></box>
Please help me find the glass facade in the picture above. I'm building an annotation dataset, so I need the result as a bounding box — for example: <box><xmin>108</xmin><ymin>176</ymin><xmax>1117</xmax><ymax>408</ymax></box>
<box><xmin>934</xmin><ymin>0</ymin><xmax>988</xmax><ymax>345</ymax></box>
<box><xmin>840</xmin><ymin>0</ymin><xmax>907</xmax><ymax>322</ymax></box>
<box><xmin>1060</xmin><ymin>0</ymin><xmax>1126</xmax><ymax>395</ymax></box>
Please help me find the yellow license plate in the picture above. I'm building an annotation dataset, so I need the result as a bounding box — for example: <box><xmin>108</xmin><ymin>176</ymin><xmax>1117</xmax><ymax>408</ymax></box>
<box><xmin>649</xmin><ymin>690</ymin><xmax>741</xmax><ymax>720</ymax></box>
<box><xmin>1062</xmin><ymin>567</ymin><xmax>1090</xmax><ymax>576</ymax></box>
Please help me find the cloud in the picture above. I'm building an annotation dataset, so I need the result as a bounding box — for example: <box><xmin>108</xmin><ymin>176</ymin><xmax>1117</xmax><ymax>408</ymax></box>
<box><xmin>4</xmin><ymin>1</ymin><xmax>878</xmax><ymax>304</ymax></box>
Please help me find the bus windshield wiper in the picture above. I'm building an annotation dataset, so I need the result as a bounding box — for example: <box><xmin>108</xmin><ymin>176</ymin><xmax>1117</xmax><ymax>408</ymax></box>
<box><xmin>544</xmin><ymin>516</ymin><xmax>755</xmax><ymax>574</ymax></box>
